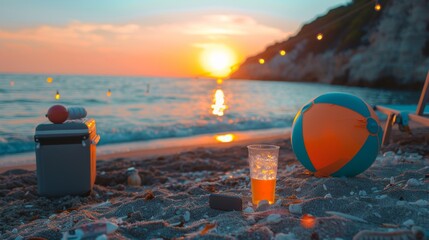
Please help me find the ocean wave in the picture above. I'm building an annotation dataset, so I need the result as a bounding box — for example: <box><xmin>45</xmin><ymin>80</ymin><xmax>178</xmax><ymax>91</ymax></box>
<box><xmin>0</xmin><ymin>116</ymin><xmax>294</xmax><ymax>156</ymax></box>
<box><xmin>97</xmin><ymin>116</ymin><xmax>294</xmax><ymax>145</ymax></box>
<box><xmin>0</xmin><ymin>142</ymin><xmax>35</xmax><ymax>156</ymax></box>
<box><xmin>85</xmin><ymin>98</ymin><xmax>107</xmax><ymax>104</ymax></box>
<box><xmin>0</xmin><ymin>99</ymin><xmax>40</xmax><ymax>104</ymax></box>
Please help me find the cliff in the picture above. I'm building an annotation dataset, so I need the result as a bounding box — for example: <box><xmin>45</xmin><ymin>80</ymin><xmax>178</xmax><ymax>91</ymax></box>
<box><xmin>230</xmin><ymin>0</ymin><xmax>429</xmax><ymax>89</ymax></box>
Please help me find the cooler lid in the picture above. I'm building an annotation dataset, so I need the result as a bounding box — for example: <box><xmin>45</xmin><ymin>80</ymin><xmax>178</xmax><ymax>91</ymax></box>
<box><xmin>35</xmin><ymin>118</ymin><xmax>95</xmax><ymax>139</ymax></box>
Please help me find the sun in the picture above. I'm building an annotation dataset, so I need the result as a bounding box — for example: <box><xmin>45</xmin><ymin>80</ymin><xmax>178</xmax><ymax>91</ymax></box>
<box><xmin>200</xmin><ymin>45</ymin><xmax>237</xmax><ymax>78</ymax></box>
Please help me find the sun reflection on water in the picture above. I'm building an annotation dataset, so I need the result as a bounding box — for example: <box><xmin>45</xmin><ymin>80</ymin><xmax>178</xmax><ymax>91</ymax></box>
<box><xmin>215</xmin><ymin>133</ymin><xmax>235</xmax><ymax>143</ymax></box>
<box><xmin>211</xmin><ymin>89</ymin><xmax>227</xmax><ymax>116</ymax></box>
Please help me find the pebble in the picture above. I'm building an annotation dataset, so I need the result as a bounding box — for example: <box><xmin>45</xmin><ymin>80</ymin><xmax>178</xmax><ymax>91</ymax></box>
<box><xmin>14</xmin><ymin>236</ymin><xmax>23</xmax><ymax>240</ymax></box>
<box><xmin>274</xmin><ymin>199</ymin><xmax>282</xmax><ymax>207</ymax></box>
<box><xmin>383</xmin><ymin>151</ymin><xmax>395</xmax><ymax>158</ymax></box>
<box><xmin>350</xmin><ymin>191</ymin><xmax>354</xmax><ymax>195</ymax></box>
<box><xmin>286</xmin><ymin>165</ymin><xmax>296</xmax><ymax>172</ymax></box>
<box><xmin>375</xmin><ymin>195</ymin><xmax>387</xmax><ymax>200</ymax></box>
<box><xmin>396</xmin><ymin>201</ymin><xmax>407</xmax><ymax>206</ymax></box>
<box><xmin>296</xmin><ymin>187</ymin><xmax>301</xmax><ymax>192</ymax></box>
<box><xmin>403</xmin><ymin>219</ymin><xmax>414</xmax><ymax>227</ymax></box>
<box><xmin>358</xmin><ymin>190</ymin><xmax>367</xmax><ymax>196</ymax></box>
<box><xmin>324</xmin><ymin>194</ymin><xmax>332</xmax><ymax>199</ymax></box>
<box><xmin>405</xmin><ymin>178</ymin><xmax>422</xmax><ymax>187</ymax></box>
<box><xmin>183</xmin><ymin>211</ymin><xmax>190</xmax><ymax>222</ymax></box>
<box><xmin>404</xmin><ymin>153</ymin><xmax>422</xmax><ymax>161</ymax></box>
<box><xmin>389</xmin><ymin>176</ymin><xmax>395</xmax><ymax>185</ymax></box>
<box><xmin>383</xmin><ymin>151</ymin><xmax>395</xmax><ymax>157</ymax></box>
<box><xmin>371</xmin><ymin>187</ymin><xmax>378</xmax><ymax>192</ymax></box>
<box><xmin>95</xmin><ymin>234</ymin><xmax>107</xmax><ymax>240</ymax></box>
<box><xmin>24</xmin><ymin>205</ymin><xmax>33</xmax><ymax>208</ymax></box>
<box><xmin>11</xmin><ymin>228</ymin><xmax>18</xmax><ymax>234</ymax></box>
<box><xmin>409</xmin><ymin>199</ymin><xmax>428</xmax><ymax>206</ymax></box>
<box><xmin>243</xmin><ymin>207</ymin><xmax>254</xmax><ymax>213</ymax></box>
<box><xmin>247</xmin><ymin>216</ymin><xmax>256</xmax><ymax>224</ymax></box>
<box><xmin>288</xmin><ymin>204</ymin><xmax>302</xmax><ymax>214</ymax></box>
<box><xmin>275</xmin><ymin>233</ymin><xmax>297</xmax><ymax>240</ymax></box>
<box><xmin>266</xmin><ymin>214</ymin><xmax>282</xmax><ymax>223</ymax></box>
<box><xmin>256</xmin><ymin>200</ymin><xmax>270</xmax><ymax>211</ymax></box>
<box><xmin>323</xmin><ymin>184</ymin><xmax>327</xmax><ymax>191</ymax></box>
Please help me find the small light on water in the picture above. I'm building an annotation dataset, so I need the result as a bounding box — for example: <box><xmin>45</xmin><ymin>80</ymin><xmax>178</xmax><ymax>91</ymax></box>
<box><xmin>217</xmin><ymin>79</ymin><xmax>223</xmax><ymax>84</ymax></box>
<box><xmin>259</xmin><ymin>58</ymin><xmax>265</xmax><ymax>64</ymax></box>
<box><xmin>280</xmin><ymin>50</ymin><xmax>286</xmax><ymax>56</ymax></box>
<box><xmin>374</xmin><ymin>3</ymin><xmax>381</xmax><ymax>11</ymax></box>
<box><xmin>55</xmin><ymin>90</ymin><xmax>60</xmax><ymax>100</ymax></box>
<box><xmin>215</xmin><ymin>134</ymin><xmax>235</xmax><ymax>143</ymax></box>
<box><xmin>47</xmin><ymin>77</ymin><xmax>53</xmax><ymax>83</ymax></box>
<box><xmin>317</xmin><ymin>33</ymin><xmax>323</xmax><ymax>41</ymax></box>
<box><xmin>107</xmin><ymin>89</ymin><xmax>112</xmax><ymax>97</ymax></box>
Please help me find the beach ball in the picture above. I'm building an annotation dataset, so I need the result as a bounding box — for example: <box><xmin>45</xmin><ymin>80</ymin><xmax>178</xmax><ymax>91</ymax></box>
<box><xmin>291</xmin><ymin>93</ymin><xmax>383</xmax><ymax>177</ymax></box>
<box><xmin>46</xmin><ymin>105</ymin><xmax>69</xmax><ymax>124</ymax></box>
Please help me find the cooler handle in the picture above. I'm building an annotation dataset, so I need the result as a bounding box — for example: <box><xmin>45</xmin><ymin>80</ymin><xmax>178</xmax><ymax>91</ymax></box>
<box><xmin>91</xmin><ymin>135</ymin><xmax>100</xmax><ymax>145</ymax></box>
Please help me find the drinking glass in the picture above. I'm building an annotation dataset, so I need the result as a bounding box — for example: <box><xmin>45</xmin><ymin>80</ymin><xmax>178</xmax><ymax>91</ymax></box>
<box><xmin>247</xmin><ymin>144</ymin><xmax>280</xmax><ymax>205</ymax></box>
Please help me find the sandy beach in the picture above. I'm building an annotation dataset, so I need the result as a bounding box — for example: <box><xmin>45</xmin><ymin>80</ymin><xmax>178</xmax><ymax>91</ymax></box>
<box><xmin>2</xmin><ymin>0</ymin><xmax>429</xmax><ymax>239</ymax></box>
<box><xmin>0</xmin><ymin>126</ymin><xmax>428</xmax><ymax>240</ymax></box>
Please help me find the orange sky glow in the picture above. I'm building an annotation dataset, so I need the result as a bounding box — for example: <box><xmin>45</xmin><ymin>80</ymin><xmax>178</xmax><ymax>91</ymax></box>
<box><xmin>0</xmin><ymin>1</ymin><xmax>350</xmax><ymax>78</ymax></box>
<box><xmin>0</xmin><ymin>15</ymin><xmax>288</xmax><ymax>78</ymax></box>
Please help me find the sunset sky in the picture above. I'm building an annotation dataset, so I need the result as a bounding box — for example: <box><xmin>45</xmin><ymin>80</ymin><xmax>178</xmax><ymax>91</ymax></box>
<box><xmin>0</xmin><ymin>0</ymin><xmax>350</xmax><ymax>78</ymax></box>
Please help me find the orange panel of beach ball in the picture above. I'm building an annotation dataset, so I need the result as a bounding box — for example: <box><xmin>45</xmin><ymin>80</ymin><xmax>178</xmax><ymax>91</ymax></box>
<box><xmin>291</xmin><ymin>93</ymin><xmax>382</xmax><ymax>177</ymax></box>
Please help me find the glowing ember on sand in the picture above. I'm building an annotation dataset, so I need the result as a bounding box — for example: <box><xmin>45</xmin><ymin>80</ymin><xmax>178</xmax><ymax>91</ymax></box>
<box><xmin>300</xmin><ymin>214</ymin><xmax>316</xmax><ymax>228</ymax></box>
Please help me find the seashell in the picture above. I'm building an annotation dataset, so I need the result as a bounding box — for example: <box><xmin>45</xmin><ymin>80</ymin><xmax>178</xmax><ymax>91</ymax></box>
<box><xmin>127</xmin><ymin>167</ymin><xmax>141</xmax><ymax>186</ymax></box>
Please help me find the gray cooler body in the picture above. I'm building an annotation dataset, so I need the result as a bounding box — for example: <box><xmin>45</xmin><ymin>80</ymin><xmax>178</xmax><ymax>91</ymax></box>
<box><xmin>35</xmin><ymin>119</ymin><xmax>100</xmax><ymax>197</ymax></box>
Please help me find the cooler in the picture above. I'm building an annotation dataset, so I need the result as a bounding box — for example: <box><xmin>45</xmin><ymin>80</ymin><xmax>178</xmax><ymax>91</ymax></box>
<box><xmin>34</xmin><ymin>118</ymin><xmax>100</xmax><ymax>197</ymax></box>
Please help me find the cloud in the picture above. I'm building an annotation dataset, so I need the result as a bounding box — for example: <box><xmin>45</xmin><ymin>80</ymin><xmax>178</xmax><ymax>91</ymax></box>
<box><xmin>0</xmin><ymin>14</ymin><xmax>285</xmax><ymax>47</ymax></box>
<box><xmin>183</xmin><ymin>14</ymin><xmax>283</xmax><ymax>36</ymax></box>
<box><xmin>0</xmin><ymin>14</ymin><xmax>288</xmax><ymax>76</ymax></box>
<box><xmin>0</xmin><ymin>22</ymin><xmax>141</xmax><ymax>48</ymax></box>
<box><xmin>148</xmin><ymin>14</ymin><xmax>286</xmax><ymax>38</ymax></box>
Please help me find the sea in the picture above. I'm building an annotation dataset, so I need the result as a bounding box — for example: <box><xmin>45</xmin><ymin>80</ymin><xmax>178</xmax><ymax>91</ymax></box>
<box><xmin>0</xmin><ymin>74</ymin><xmax>420</xmax><ymax>157</ymax></box>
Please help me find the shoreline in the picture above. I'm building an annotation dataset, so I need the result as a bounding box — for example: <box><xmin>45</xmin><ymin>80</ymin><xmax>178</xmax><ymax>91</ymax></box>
<box><xmin>0</xmin><ymin>127</ymin><xmax>291</xmax><ymax>173</ymax></box>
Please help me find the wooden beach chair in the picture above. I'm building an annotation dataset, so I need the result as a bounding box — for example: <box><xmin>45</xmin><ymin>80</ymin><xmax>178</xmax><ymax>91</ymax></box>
<box><xmin>375</xmin><ymin>70</ymin><xmax>429</xmax><ymax>145</ymax></box>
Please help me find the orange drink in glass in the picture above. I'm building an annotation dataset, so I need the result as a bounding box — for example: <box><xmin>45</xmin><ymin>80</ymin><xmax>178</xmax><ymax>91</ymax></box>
<box><xmin>247</xmin><ymin>145</ymin><xmax>280</xmax><ymax>205</ymax></box>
